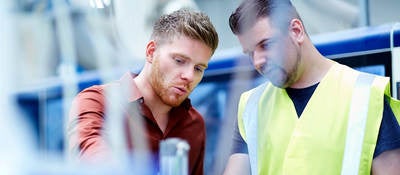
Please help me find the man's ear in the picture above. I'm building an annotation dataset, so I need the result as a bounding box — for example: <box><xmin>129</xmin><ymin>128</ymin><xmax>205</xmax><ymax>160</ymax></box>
<box><xmin>289</xmin><ymin>19</ymin><xmax>305</xmax><ymax>44</ymax></box>
<box><xmin>146</xmin><ymin>40</ymin><xmax>156</xmax><ymax>63</ymax></box>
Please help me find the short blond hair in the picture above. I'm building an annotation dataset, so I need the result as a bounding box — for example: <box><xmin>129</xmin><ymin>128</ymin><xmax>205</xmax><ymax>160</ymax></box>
<box><xmin>151</xmin><ymin>9</ymin><xmax>219</xmax><ymax>54</ymax></box>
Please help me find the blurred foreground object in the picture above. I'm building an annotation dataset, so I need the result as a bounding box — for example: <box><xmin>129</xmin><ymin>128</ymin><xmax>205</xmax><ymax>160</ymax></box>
<box><xmin>160</xmin><ymin>138</ymin><xmax>190</xmax><ymax>175</ymax></box>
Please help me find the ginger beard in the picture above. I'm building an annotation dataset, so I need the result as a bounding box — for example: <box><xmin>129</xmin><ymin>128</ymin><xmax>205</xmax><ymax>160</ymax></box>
<box><xmin>150</xmin><ymin>56</ymin><xmax>191</xmax><ymax>107</ymax></box>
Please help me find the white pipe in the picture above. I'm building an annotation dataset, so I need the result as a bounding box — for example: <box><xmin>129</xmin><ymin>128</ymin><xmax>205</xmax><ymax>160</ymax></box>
<box><xmin>0</xmin><ymin>0</ymin><xmax>35</xmax><ymax>174</ymax></box>
<box><xmin>358</xmin><ymin>0</ymin><xmax>370</xmax><ymax>27</ymax></box>
<box><xmin>390</xmin><ymin>22</ymin><xmax>400</xmax><ymax>99</ymax></box>
<box><xmin>211</xmin><ymin>57</ymin><xmax>255</xmax><ymax>175</ymax></box>
<box><xmin>52</xmin><ymin>0</ymin><xmax>79</xmax><ymax>161</ymax></box>
<box><xmin>92</xmin><ymin>0</ymin><xmax>152</xmax><ymax>172</ymax></box>
<box><xmin>93</xmin><ymin>4</ymin><xmax>131</xmax><ymax>165</ymax></box>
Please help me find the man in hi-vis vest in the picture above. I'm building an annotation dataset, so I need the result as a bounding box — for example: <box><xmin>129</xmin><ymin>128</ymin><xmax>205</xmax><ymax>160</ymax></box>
<box><xmin>223</xmin><ymin>0</ymin><xmax>400</xmax><ymax>174</ymax></box>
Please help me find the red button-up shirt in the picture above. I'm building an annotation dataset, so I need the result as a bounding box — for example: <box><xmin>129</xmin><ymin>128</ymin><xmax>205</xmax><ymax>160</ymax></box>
<box><xmin>68</xmin><ymin>72</ymin><xmax>205</xmax><ymax>175</ymax></box>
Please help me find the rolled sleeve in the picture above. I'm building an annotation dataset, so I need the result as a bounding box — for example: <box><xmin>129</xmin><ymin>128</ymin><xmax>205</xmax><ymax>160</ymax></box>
<box><xmin>67</xmin><ymin>86</ymin><xmax>111</xmax><ymax>162</ymax></box>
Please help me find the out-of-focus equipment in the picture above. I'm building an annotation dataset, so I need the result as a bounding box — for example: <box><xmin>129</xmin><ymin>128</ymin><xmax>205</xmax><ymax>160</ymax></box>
<box><xmin>160</xmin><ymin>138</ymin><xmax>190</xmax><ymax>175</ymax></box>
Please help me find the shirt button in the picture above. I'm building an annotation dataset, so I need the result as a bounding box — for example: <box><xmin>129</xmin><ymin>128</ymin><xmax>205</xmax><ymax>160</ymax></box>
<box><xmin>138</xmin><ymin>98</ymin><xmax>144</xmax><ymax>104</ymax></box>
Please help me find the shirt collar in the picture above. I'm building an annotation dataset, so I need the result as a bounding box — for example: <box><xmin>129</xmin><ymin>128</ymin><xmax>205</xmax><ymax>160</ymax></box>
<box><xmin>119</xmin><ymin>72</ymin><xmax>143</xmax><ymax>102</ymax></box>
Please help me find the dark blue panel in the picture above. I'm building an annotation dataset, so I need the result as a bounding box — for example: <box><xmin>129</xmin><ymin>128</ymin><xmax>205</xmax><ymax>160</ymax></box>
<box><xmin>312</xmin><ymin>24</ymin><xmax>400</xmax><ymax>56</ymax></box>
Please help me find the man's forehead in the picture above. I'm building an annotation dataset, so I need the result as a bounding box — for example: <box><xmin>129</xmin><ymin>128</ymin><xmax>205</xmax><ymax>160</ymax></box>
<box><xmin>238</xmin><ymin>21</ymin><xmax>276</xmax><ymax>52</ymax></box>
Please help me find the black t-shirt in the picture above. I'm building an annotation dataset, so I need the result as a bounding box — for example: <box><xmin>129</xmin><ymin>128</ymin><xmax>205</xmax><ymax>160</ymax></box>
<box><xmin>232</xmin><ymin>83</ymin><xmax>400</xmax><ymax>158</ymax></box>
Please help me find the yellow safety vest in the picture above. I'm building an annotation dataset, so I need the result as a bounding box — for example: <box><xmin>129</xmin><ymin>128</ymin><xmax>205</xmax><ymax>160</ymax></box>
<box><xmin>238</xmin><ymin>63</ymin><xmax>400</xmax><ymax>175</ymax></box>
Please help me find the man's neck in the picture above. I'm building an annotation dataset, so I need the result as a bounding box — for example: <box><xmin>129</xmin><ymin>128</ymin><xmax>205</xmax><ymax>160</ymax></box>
<box><xmin>289</xmin><ymin>41</ymin><xmax>335</xmax><ymax>89</ymax></box>
<box><xmin>134</xmin><ymin>73</ymin><xmax>171</xmax><ymax>132</ymax></box>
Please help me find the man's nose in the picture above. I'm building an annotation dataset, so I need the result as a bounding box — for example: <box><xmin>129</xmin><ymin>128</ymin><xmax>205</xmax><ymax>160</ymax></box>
<box><xmin>180</xmin><ymin>67</ymin><xmax>195</xmax><ymax>82</ymax></box>
<box><xmin>253</xmin><ymin>52</ymin><xmax>266</xmax><ymax>68</ymax></box>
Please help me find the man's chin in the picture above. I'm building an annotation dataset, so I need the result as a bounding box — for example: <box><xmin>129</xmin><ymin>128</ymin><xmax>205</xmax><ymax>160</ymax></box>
<box><xmin>269</xmin><ymin>77</ymin><xmax>288</xmax><ymax>88</ymax></box>
<box><xmin>163</xmin><ymin>97</ymin><xmax>185</xmax><ymax>107</ymax></box>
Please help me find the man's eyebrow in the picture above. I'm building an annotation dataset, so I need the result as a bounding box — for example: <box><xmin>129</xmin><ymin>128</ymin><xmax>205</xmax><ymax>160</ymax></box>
<box><xmin>256</xmin><ymin>38</ymin><xmax>269</xmax><ymax>47</ymax></box>
<box><xmin>199</xmin><ymin>64</ymin><xmax>208</xmax><ymax>69</ymax></box>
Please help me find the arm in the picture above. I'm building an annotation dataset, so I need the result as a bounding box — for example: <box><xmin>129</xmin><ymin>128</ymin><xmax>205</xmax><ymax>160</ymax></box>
<box><xmin>223</xmin><ymin>119</ymin><xmax>251</xmax><ymax>175</ymax></box>
<box><xmin>372</xmin><ymin>148</ymin><xmax>400</xmax><ymax>175</ymax></box>
<box><xmin>67</xmin><ymin>86</ymin><xmax>111</xmax><ymax>162</ymax></box>
<box><xmin>371</xmin><ymin>97</ymin><xmax>400</xmax><ymax>174</ymax></box>
<box><xmin>223</xmin><ymin>153</ymin><xmax>251</xmax><ymax>175</ymax></box>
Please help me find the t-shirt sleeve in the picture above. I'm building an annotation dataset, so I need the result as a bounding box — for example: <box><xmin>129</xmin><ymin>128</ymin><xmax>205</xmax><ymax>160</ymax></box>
<box><xmin>374</xmin><ymin>97</ymin><xmax>400</xmax><ymax>158</ymax></box>
<box><xmin>231</xmin><ymin>119</ymin><xmax>248</xmax><ymax>154</ymax></box>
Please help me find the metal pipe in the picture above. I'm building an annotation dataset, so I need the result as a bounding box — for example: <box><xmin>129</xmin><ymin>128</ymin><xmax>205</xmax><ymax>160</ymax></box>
<box><xmin>52</xmin><ymin>0</ymin><xmax>79</xmax><ymax>161</ymax></box>
<box><xmin>390</xmin><ymin>23</ymin><xmax>400</xmax><ymax>99</ymax></box>
<box><xmin>359</xmin><ymin>0</ymin><xmax>370</xmax><ymax>27</ymax></box>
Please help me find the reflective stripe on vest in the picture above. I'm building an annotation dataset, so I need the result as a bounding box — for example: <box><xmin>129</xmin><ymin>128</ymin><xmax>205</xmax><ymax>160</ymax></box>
<box><xmin>341</xmin><ymin>73</ymin><xmax>375</xmax><ymax>175</ymax></box>
<box><xmin>243</xmin><ymin>82</ymin><xmax>267</xmax><ymax>175</ymax></box>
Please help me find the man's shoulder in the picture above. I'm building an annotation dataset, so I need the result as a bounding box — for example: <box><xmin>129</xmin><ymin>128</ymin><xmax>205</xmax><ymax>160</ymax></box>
<box><xmin>240</xmin><ymin>82</ymin><xmax>271</xmax><ymax>101</ymax></box>
<box><xmin>78</xmin><ymin>80</ymin><xmax>121</xmax><ymax>97</ymax></box>
<box><xmin>335</xmin><ymin>63</ymin><xmax>390</xmax><ymax>91</ymax></box>
<box><xmin>188</xmin><ymin>107</ymin><xmax>206</xmax><ymax>124</ymax></box>
<box><xmin>77</xmin><ymin>84</ymin><xmax>106</xmax><ymax>98</ymax></box>
<box><xmin>374</xmin><ymin>96</ymin><xmax>400</xmax><ymax>158</ymax></box>
<box><xmin>339</xmin><ymin>63</ymin><xmax>389</xmax><ymax>79</ymax></box>
<box><xmin>81</xmin><ymin>84</ymin><xmax>105</xmax><ymax>92</ymax></box>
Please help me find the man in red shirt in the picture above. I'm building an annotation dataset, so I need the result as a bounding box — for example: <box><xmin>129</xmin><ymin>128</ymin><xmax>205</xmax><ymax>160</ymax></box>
<box><xmin>67</xmin><ymin>9</ymin><xmax>218</xmax><ymax>175</ymax></box>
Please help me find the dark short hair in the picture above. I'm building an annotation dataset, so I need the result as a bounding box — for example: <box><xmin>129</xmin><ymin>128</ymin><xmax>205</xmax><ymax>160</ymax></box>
<box><xmin>151</xmin><ymin>9</ymin><xmax>219</xmax><ymax>54</ymax></box>
<box><xmin>229</xmin><ymin>0</ymin><xmax>301</xmax><ymax>35</ymax></box>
